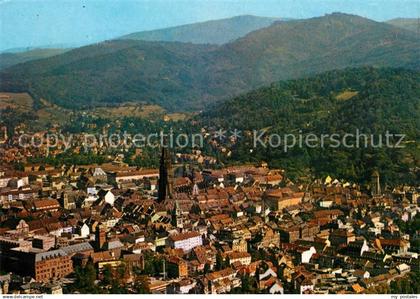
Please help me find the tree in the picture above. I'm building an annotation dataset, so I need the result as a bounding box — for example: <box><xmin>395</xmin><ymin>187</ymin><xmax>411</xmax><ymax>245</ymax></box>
<box><xmin>240</xmin><ymin>274</ymin><xmax>257</xmax><ymax>293</ymax></box>
<box><xmin>134</xmin><ymin>275</ymin><xmax>149</xmax><ymax>294</ymax></box>
<box><xmin>72</xmin><ymin>262</ymin><xmax>99</xmax><ymax>293</ymax></box>
<box><xmin>102</xmin><ymin>264</ymin><xmax>113</xmax><ymax>285</ymax></box>
<box><xmin>215</xmin><ymin>253</ymin><xmax>224</xmax><ymax>270</ymax></box>
<box><xmin>190</xmin><ymin>204</ymin><xmax>201</xmax><ymax>214</ymax></box>
<box><xmin>117</xmin><ymin>263</ymin><xmax>127</xmax><ymax>281</ymax></box>
<box><xmin>255</xmin><ymin>267</ymin><xmax>260</xmax><ymax>285</ymax></box>
<box><xmin>203</xmin><ymin>263</ymin><xmax>211</xmax><ymax>274</ymax></box>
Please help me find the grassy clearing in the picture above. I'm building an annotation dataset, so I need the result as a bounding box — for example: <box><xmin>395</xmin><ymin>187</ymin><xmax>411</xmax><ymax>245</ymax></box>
<box><xmin>335</xmin><ymin>90</ymin><xmax>358</xmax><ymax>101</ymax></box>
<box><xmin>0</xmin><ymin>92</ymin><xmax>33</xmax><ymax>111</ymax></box>
<box><xmin>164</xmin><ymin>113</ymin><xmax>189</xmax><ymax>121</ymax></box>
<box><xmin>91</xmin><ymin>103</ymin><xmax>165</xmax><ymax>119</ymax></box>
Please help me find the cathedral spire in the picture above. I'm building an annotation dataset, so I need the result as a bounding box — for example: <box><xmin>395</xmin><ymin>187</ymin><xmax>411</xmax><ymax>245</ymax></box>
<box><xmin>158</xmin><ymin>140</ymin><xmax>173</xmax><ymax>202</ymax></box>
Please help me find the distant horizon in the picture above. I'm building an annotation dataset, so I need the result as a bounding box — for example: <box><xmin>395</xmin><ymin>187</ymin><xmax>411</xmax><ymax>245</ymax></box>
<box><xmin>1</xmin><ymin>0</ymin><xmax>419</xmax><ymax>51</ymax></box>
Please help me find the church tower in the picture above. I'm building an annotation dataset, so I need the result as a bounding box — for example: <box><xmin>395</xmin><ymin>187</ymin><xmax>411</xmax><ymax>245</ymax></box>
<box><xmin>95</xmin><ymin>224</ymin><xmax>106</xmax><ymax>250</ymax></box>
<box><xmin>175</xmin><ymin>200</ymin><xmax>184</xmax><ymax>229</ymax></box>
<box><xmin>192</xmin><ymin>183</ymin><xmax>199</xmax><ymax>197</ymax></box>
<box><xmin>0</xmin><ymin>126</ymin><xmax>7</xmax><ymax>144</ymax></box>
<box><xmin>371</xmin><ymin>170</ymin><xmax>381</xmax><ymax>196</ymax></box>
<box><xmin>158</xmin><ymin>144</ymin><xmax>173</xmax><ymax>202</ymax></box>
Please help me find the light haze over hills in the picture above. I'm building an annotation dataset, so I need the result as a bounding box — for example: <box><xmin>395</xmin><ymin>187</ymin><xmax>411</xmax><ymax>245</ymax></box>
<box><xmin>119</xmin><ymin>15</ymin><xmax>283</xmax><ymax>45</ymax></box>
<box><xmin>1</xmin><ymin>0</ymin><xmax>418</xmax><ymax>51</ymax></box>
<box><xmin>1</xmin><ymin>13</ymin><xmax>418</xmax><ymax>111</ymax></box>
<box><xmin>385</xmin><ymin>18</ymin><xmax>419</xmax><ymax>33</ymax></box>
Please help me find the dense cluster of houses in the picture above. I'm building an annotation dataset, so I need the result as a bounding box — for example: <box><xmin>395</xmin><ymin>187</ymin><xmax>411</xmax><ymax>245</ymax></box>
<box><xmin>0</xmin><ymin>158</ymin><xmax>418</xmax><ymax>294</ymax></box>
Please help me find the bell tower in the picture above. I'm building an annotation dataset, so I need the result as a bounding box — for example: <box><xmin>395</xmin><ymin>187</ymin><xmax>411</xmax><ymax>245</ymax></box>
<box><xmin>371</xmin><ymin>170</ymin><xmax>381</xmax><ymax>196</ymax></box>
<box><xmin>95</xmin><ymin>224</ymin><xmax>106</xmax><ymax>250</ymax></box>
<box><xmin>175</xmin><ymin>200</ymin><xmax>184</xmax><ymax>229</ymax></box>
<box><xmin>158</xmin><ymin>143</ymin><xmax>173</xmax><ymax>202</ymax></box>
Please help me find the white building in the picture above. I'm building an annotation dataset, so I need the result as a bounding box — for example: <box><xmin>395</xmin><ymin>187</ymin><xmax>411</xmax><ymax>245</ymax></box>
<box><xmin>104</xmin><ymin>191</ymin><xmax>115</xmax><ymax>206</ymax></box>
<box><xmin>301</xmin><ymin>246</ymin><xmax>316</xmax><ymax>263</ymax></box>
<box><xmin>168</xmin><ymin>231</ymin><xmax>202</xmax><ymax>252</ymax></box>
<box><xmin>227</xmin><ymin>251</ymin><xmax>252</xmax><ymax>265</ymax></box>
<box><xmin>269</xmin><ymin>282</ymin><xmax>284</xmax><ymax>294</ymax></box>
<box><xmin>78</xmin><ymin>223</ymin><xmax>90</xmax><ymax>238</ymax></box>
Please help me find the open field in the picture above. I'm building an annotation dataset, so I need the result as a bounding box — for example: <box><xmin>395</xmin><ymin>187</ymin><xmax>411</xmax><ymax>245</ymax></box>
<box><xmin>0</xmin><ymin>92</ymin><xmax>33</xmax><ymax>111</ymax></box>
<box><xmin>335</xmin><ymin>90</ymin><xmax>359</xmax><ymax>101</ymax></box>
<box><xmin>164</xmin><ymin>113</ymin><xmax>189</xmax><ymax>121</ymax></box>
<box><xmin>90</xmin><ymin>103</ymin><xmax>165</xmax><ymax>119</ymax></box>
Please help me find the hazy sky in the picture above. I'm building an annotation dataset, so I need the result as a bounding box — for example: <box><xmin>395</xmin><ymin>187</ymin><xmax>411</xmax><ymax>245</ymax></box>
<box><xmin>0</xmin><ymin>0</ymin><xmax>419</xmax><ymax>51</ymax></box>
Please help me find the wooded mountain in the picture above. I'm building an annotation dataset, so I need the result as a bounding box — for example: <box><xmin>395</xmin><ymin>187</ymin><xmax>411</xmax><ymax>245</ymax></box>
<box><xmin>202</xmin><ymin>67</ymin><xmax>420</xmax><ymax>185</ymax></box>
<box><xmin>1</xmin><ymin>13</ymin><xmax>419</xmax><ymax>111</ymax></box>
<box><xmin>0</xmin><ymin>48</ymin><xmax>69</xmax><ymax>70</ymax></box>
<box><xmin>386</xmin><ymin>18</ymin><xmax>419</xmax><ymax>33</ymax></box>
<box><xmin>0</xmin><ymin>41</ymin><xmax>220</xmax><ymax>111</ymax></box>
<box><xmin>119</xmin><ymin>15</ymin><xmax>282</xmax><ymax>45</ymax></box>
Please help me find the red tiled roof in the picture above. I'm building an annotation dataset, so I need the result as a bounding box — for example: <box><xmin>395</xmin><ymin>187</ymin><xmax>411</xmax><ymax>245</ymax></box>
<box><xmin>33</xmin><ymin>199</ymin><xmax>60</xmax><ymax>209</ymax></box>
<box><xmin>170</xmin><ymin>231</ymin><xmax>201</xmax><ymax>242</ymax></box>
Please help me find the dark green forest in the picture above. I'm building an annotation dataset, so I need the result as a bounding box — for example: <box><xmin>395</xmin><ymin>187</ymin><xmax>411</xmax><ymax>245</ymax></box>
<box><xmin>202</xmin><ymin>67</ymin><xmax>420</xmax><ymax>185</ymax></box>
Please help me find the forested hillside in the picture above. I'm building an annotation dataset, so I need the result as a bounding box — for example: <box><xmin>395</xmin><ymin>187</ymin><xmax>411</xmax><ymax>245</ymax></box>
<box><xmin>0</xmin><ymin>48</ymin><xmax>69</xmax><ymax>70</ymax></box>
<box><xmin>1</xmin><ymin>13</ymin><xmax>419</xmax><ymax>111</ymax></box>
<box><xmin>202</xmin><ymin>67</ymin><xmax>420</xmax><ymax>185</ymax></box>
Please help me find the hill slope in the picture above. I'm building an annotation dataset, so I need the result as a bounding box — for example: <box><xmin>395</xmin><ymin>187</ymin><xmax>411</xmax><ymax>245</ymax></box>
<box><xmin>0</xmin><ymin>48</ymin><xmax>69</xmax><ymax>70</ymax></box>
<box><xmin>120</xmin><ymin>15</ymin><xmax>281</xmax><ymax>45</ymax></box>
<box><xmin>217</xmin><ymin>13</ymin><xmax>420</xmax><ymax>87</ymax></box>
<box><xmin>386</xmin><ymin>18</ymin><xmax>419</xmax><ymax>33</ymax></box>
<box><xmin>202</xmin><ymin>67</ymin><xmax>420</xmax><ymax>185</ymax></box>
<box><xmin>0</xmin><ymin>40</ymin><xmax>220</xmax><ymax>111</ymax></box>
<box><xmin>1</xmin><ymin>13</ymin><xmax>419</xmax><ymax>111</ymax></box>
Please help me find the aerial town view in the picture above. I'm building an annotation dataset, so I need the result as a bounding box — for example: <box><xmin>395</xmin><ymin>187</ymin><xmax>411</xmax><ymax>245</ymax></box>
<box><xmin>0</xmin><ymin>0</ymin><xmax>419</xmax><ymax>296</ymax></box>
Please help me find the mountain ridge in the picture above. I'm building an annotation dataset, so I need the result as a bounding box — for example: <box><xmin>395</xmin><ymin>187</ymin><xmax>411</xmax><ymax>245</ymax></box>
<box><xmin>0</xmin><ymin>48</ymin><xmax>69</xmax><ymax>70</ymax></box>
<box><xmin>119</xmin><ymin>15</ymin><xmax>283</xmax><ymax>45</ymax></box>
<box><xmin>386</xmin><ymin>18</ymin><xmax>419</xmax><ymax>33</ymax></box>
<box><xmin>1</xmin><ymin>13</ymin><xmax>419</xmax><ymax>111</ymax></box>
